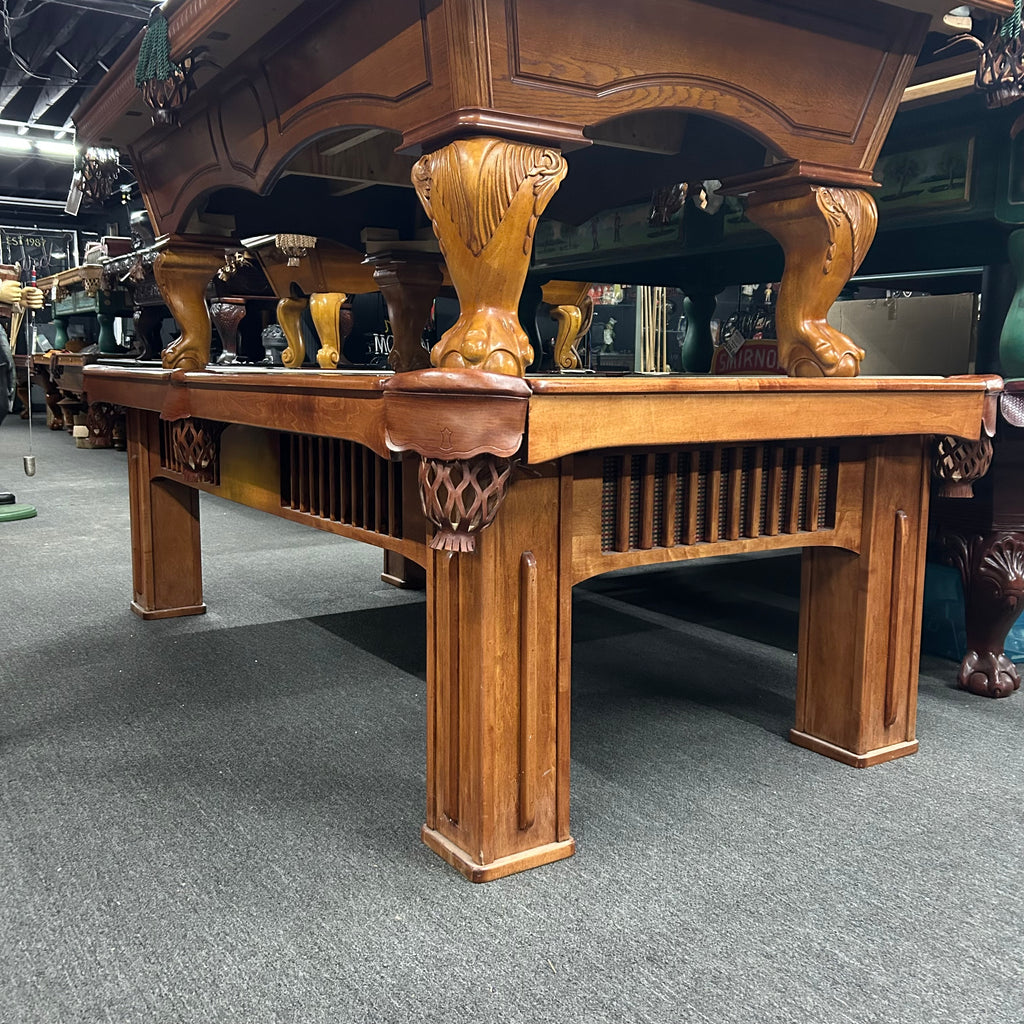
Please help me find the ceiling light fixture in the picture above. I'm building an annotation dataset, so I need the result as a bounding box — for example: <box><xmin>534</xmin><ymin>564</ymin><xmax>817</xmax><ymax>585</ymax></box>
<box><xmin>0</xmin><ymin>135</ymin><xmax>78</xmax><ymax>159</ymax></box>
<box><xmin>34</xmin><ymin>139</ymin><xmax>78</xmax><ymax>158</ymax></box>
<box><xmin>944</xmin><ymin>6</ymin><xmax>974</xmax><ymax>31</ymax></box>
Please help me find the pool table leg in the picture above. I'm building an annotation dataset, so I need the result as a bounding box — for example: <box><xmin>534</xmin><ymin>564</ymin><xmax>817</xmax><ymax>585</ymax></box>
<box><xmin>153</xmin><ymin>239</ymin><xmax>225</xmax><ymax>371</ymax></box>
<box><xmin>745</xmin><ymin>182</ymin><xmax>876</xmax><ymax>378</ymax></box>
<box><xmin>411</xmin><ymin>136</ymin><xmax>567</xmax><ymax>375</ymax></box>
<box><xmin>421</xmin><ymin>463</ymin><xmax>574</xmax><ymax>881</ymax></box>
<box><xmin>126</xmin><ymin>408</ymin><xmax>205</xmax><ymax>620</ymax></box>
<box><xmin>277</xmin><ymin>296</ymin><xmax>308</xmax><ymax>368</ymax></box>
<box><xmin>792</xmin><ymin>437</ymin><xmax>929</xmax><ymax>766</ymax></box>
<box><xmin>310</xmin><ymin>292</ymin><xmax>351</xmax><ymax>369</ymax></box>
<box><xmin>943</xmin><ymin>530</ymin><xmax>1024</xmax><ymax>697</ymax></box>
<box><xmin>369</xmin><ymin>254</ymin><xmax>439</xmax><ymax>373</ymax></box>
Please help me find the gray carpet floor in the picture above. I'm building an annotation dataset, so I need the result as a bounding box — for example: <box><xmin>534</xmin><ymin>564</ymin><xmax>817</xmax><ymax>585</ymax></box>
<box><xmin>2</xmin><ymin>414</ymin><xmax>1023</xmax><ymax>1024</ymax></box>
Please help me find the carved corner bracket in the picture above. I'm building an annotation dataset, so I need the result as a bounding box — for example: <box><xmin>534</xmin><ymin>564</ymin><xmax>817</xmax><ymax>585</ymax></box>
<box><xmin>933</xmin><ymin>435</ymin><xmax>994</xmax><ymax>499</ymax></box>
<box><xmin>165</xmin><ymin>416</ymin><xmax>226</xmax><ymax>485</ymax></box>
<box><xmin>419</xmin><ymin>454</ymin><xmax>514</xmax><ymax>552</ymax></box>
<box><xmin>383</xmin><ymin>368</ymin><xmax>532</xmax><ymax>552</ymax></box>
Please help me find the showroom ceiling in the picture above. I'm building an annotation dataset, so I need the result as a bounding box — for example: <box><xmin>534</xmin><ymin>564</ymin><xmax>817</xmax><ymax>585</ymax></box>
<box><xmin>0</xmin><ymin>0</ymin><xmax>154</xmax><ymax>208</ymax></box>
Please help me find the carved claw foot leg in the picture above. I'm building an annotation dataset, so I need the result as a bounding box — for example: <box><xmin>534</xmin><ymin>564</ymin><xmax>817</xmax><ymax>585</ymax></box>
<box><xmin>959</xmin><ymin>651</ymin><xmax>1020</xmax><ymax>698</ymax></box>
<box><xmin>153</xmin><ymin>239</ymin><xmax>226</xmax><ymax>371</ymax></box>
<box><xmin>745</xmin><ymin>184</ymin><xmax>877</xmax><ymax>377</ymax></box>
<box><xmin>944</xmin><ymin>531</ymin><xmax>1024</xmax><ymax>698</ymax></box>
<box><xmin>412</xmin><ymin>137</ymin><xmax>567</xmax><ymax>377</ymax></box>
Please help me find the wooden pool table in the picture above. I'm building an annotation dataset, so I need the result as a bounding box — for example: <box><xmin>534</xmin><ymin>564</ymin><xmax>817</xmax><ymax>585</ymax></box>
<box><xmin>74</xmin><ymin>0</ymin><xmax>1010</xmax><ymax>878</ymax></box>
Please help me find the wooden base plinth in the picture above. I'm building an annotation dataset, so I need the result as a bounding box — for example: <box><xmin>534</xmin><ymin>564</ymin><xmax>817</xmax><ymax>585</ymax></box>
<box><xmin>789</xmin><ymin>730</ymin><xmax>919</xmax><ymax>768</ymax></box>
<box><xmin>381</xmin><ymin>550</ymin><xmax>426</xmax><ymax>590</ymax></box>
<box><xmin>131</xmin><ymin>601</ymin><xmax>207</xmax><ymax>621</ymax></box>
<box><xmin>421</xmin><ymin>826</ymin><xmax>575</xmax><ymax>883</ymax></box>
<box><xmin>381</xmin><ymin>573</ymin><xmax>419</xmax><ymax>589</ymax></box>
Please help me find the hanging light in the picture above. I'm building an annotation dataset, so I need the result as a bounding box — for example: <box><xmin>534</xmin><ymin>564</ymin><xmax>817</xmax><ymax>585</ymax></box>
<box><xmin>74</xmin><ymin>147</ymin><xmax>120</xmax><ymax>202</ymax></box>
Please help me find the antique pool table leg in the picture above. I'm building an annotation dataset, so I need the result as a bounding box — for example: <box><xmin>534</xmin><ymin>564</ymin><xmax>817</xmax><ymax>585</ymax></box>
<box><xmin>679</xmin><ymin>286</ymin><xmax>720</xmax><ymax>373</ymax></box>
<box><xmin>381</xmin><ymin>457</ymin><xmax>427</xmax><ymax>590</ymax></box>
<box><xmin>412</xmin><ymin>136</ymin><xmax>567</xmax><ymax>374</ymax></box>
<box><xmin>210</xmin><ymin>299</ymin><xmax>245</xmax><ymax>364</ymax></box>
<box><xmin>52</xmin><ymin>314</ymin><xmax>69</xmax><ymax>350</ymax></box>
<box><xmin>153</xmin><ymin>238</ymin><xmax>225</xmax><ymax>371</ymax></box>
<box><xmin>369</xmin><ymin>254</ymin><xmax>440</xmax><ymax>373</ymax></box>
<box><xmin>942</xmin><ymin>530</ymin><xmax>1024</xmax><ymax>697</ymax></box>
<box><xmin>310</xmin><ymin>292</ymin><xmax>351</xmax><ymax>369</ymax></box>
<box><xmin>408</xmin><ymin>134</ymin><xmax>572</xmax><ymax>877</ymax></box>
<box><xmin>277</xmin><ymin>296</ymin><xmax>308</xmax><ymax>368</ymax></box>
<box><xmin>126</xmin><ymin>408</ymin><xmax>205</xmax><ymax>620</ymax></box>
<box><xmin>421</xmin><ymin>464</ymin><xmax>574</xmax><ymax>881</ymax></box>
<box><xmin>745</xmin><ymin>180</ymin><xmax>877</xmax><ymax>377</ymax></box>
<box><xmin>792</xmin><ymin>437</ymin><xmax>930</xmax><ymax>766</ymax></box>
<box><xmin>541</xmin><ymin>279</ymin><xmax>593</xmax><ymax>372</ymax></box>
<box><xmin>133</xmin><ymin>305</ymin><xmax>165</xmax><ymax>360</ymax></box>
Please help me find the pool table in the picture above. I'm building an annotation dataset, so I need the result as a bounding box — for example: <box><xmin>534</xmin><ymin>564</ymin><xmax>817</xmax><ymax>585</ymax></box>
<box><xmin>74</xmin><ymin>0</ymin><xmax>1008</xmax><ymax>878</ymax></box>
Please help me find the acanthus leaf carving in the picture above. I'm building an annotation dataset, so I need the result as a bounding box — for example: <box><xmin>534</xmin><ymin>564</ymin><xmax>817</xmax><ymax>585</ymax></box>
<box><xmin>412</xmin><ymin>137</ymin><xmax>567</xmax><ymax>375</ymax></box>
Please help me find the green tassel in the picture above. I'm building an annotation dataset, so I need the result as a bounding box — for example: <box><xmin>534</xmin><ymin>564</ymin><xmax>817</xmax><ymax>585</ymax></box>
<box><xmin>1001</xmin><ymin>0</ymin><xmax>1023</xmax><ymax>41</ymax></box>
<box><xmin>135</xmin><ymin>12</ymin><xmax>178</xmax><ymax>86</ymax></box>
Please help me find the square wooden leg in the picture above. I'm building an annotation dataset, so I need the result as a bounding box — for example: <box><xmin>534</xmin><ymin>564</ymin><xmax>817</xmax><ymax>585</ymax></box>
<box><xmin>127</xmin><ymin>408</ymin><xmax>205</xmax><ymax>619</ymax></box>
<box><xmin>423</xmin><ymin>465</ymin><xmax>574</xmax><ymax>880</ymax></box>
<box><xmin>792</xmin><ymin>438</ymin><xmax>929</xmax><ymax>766</ymax></box>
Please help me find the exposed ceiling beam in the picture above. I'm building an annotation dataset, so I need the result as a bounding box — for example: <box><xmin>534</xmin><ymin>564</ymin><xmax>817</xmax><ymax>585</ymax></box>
<box><xmin>23</xmin><ymin>23</ymin><xmax>134</xmax><ymax>128</ymax></box>
<box><xmin>0</xmin><ymin>194</ymin><xmax>71</xmax><ymax>209</ymax></box>
<box><xmin>44</xmin><ymin>0</ymin><xmax>159</xmax><ymax>18</ymax></box>
<box><xmin>0</xmin><ymin>10</ymin><xmax>83</xmax><ymax>111</ymax></box>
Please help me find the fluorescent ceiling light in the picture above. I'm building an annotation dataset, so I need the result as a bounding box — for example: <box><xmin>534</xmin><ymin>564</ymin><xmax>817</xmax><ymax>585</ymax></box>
<box><xmin>34</xmin><ymin>139</ymin><xmax>77</xmax><ymax>158</ymax></box>
<box><xmin>0</xmin><ymin>136</ymin><xmax>32</xmax><ymax>152</ymax></box>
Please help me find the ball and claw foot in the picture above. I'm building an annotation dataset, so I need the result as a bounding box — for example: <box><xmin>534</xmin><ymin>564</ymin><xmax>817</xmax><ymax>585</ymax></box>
<box><xmin>958</xmin><ymin>650</ymin><xmax>1021</xmax><ymax>698</ymax></box>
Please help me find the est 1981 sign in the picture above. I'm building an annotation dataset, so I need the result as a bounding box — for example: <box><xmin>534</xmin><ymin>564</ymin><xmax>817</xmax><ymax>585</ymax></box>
<box><xmin>0</xmin><ymin>227</ymin><xmax>76</xmax><ymax>278</ymax></box>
